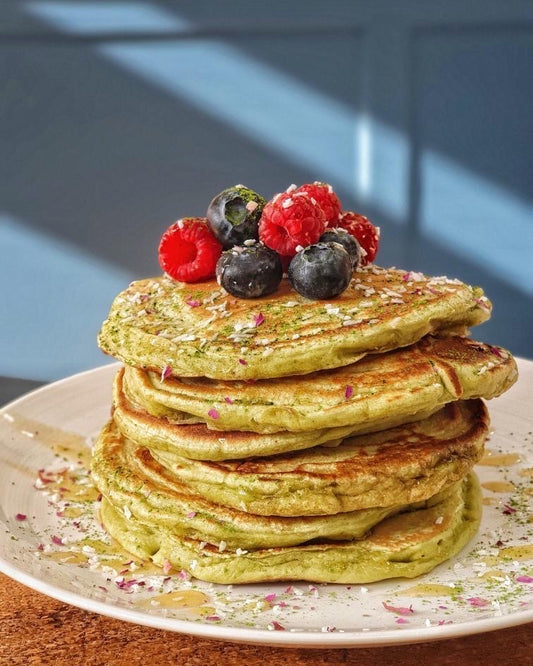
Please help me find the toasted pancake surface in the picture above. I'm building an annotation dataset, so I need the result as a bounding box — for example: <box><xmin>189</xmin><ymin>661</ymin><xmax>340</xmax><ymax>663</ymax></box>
<box><xmin>113</xmin><ymin>367</ymin><xmax>443</xmax><ymax>460</ymax></box>
<box><xmin>93</xmin><ymin>400</ymin><xmax>487</xmax><ymax>523</ymax></box>
<box><xmin>98</xmin><ymin>266</ymin><xmax>491</xmax><ymax>379</ymax></box>
<box><xmin>92</xmin><ymin>420</ymin><xmax>429</xmax><ymax>549</ymax></box>
<box><xmin>99</xmin><ymin>473</ymin><xmax>482</xmax><ymax>584</ymax></box>
<box><xmin>150</xmin><ymin>400</ymin><xmax>489</xmax><ymax>515</ymax></box>
<box><xmin>121</xmin><ymin>336</ymin><xmax>516</xmax><ymax>435</ymax></box>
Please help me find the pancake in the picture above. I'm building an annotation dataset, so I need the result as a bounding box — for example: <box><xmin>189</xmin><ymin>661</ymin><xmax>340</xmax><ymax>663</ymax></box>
<box><xmin>121</xmin><ymin>336</ymin><xmax>516</xmax><ymax>436</ymax></box>
<box><xmin>92</xmin><ymin>420</ymin><xmax>431</xmax><ymax>549</ymax></box>
<box><xmin>97</xmin><ymin>266</ymin><xmax>491</xmax><ymax>380</ymax></box>
<box><xmin>99</xmin><ymin>473</ymin><xmax>482</xmax><ymax>584</ymax></box>
<box><xmin>113</xmin><ymin>367</ymin><xmax>442</xmax><ymax>460</ymax></box>
<box><xmin>148</xmin><ymin>400</ymin><xmax>489</xmax><ymax>516</ymax></box>
<box><xmin>93</xmin><ymin>400</ymin><xmax>487</xmax><ymax>525</ymax></box>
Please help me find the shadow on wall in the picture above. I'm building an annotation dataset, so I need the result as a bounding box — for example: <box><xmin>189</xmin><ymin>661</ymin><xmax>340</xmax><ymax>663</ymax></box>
<box><xmin>1</xmin><ymin>1</ymin><xmax>532</xmax><ymax>380</ymax></box>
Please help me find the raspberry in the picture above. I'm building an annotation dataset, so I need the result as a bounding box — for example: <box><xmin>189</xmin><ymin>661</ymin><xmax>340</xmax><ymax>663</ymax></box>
<box><xmin>295</xmin><ymin>182</ymin><xmax>342</xmax><ymax>226</ymax></box>
<box><xmin>158</xmin><ymin>217</ymin><xmax>222</xmax><ymax>282</ymax></box>
<box><xmin>338</xmin><ymin>212</ymin><xmax>380</xmax><ymax>265</ymax></box>
<box><xmin>259</xmin><ymin>192</ymin><xmax>326</xmax><ymax>257</ymax></box>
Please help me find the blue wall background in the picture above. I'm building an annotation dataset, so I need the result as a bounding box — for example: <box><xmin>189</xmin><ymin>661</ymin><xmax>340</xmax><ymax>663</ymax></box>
<box><xmin>1</xmin><ymin>1</ymin><xmax>532</xmax><ymax>381</ymax></box>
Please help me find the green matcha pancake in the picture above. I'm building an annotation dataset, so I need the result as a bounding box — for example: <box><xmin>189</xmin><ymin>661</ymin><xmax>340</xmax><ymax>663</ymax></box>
<box><xmin>98</xmin><ymin>266</ymin><xmax>491</xmax><ymax>380</ymax></box>
<box><xmin>120</xmin><ymin>336</ymin><xmax>516</xmax><ymax>437</ymax></box>
<box><xmin>92</xmin><ymin>420</ymin><xmax>438</xmax><ymax>549</ymax></box>
<box><xmin>113</xmin><ymin>367</ymin><xmax>444</xmax><ymax>460</ymax></box>
<box><xmin>93</xmin><ymin>399</ymin><xmax>487</xmax><ymax>539</ymax></box>
<box><xmin>99</xmin><ymin>473</ymin><xmax>482</xmax><ymax>584</ymax></box>
<box><xmin>149</xmin><ymin>400</ymin><xmax>489</xmax><ymax>516</ymax></box>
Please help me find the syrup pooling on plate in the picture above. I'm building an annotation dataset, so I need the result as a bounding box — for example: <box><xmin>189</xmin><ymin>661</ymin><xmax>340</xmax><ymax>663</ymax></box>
<box><xmin>478</xmin><ymin>450</ymin><xmax>521</xmax><ymax>467</ymax></box>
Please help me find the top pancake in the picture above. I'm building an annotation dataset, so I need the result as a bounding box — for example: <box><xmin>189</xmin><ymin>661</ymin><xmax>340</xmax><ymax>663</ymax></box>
<box><xmin>98</xmin><ymin>265</ymin><xmax>491</xmax><ymax>380</ymax></box>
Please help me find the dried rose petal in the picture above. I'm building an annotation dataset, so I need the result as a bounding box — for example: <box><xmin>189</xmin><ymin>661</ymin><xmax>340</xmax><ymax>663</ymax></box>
<box><xmin>208</xmin><ymin>408</ymin><xmax>219</xmax><ymax>420</ymax></box>
<box><xmin>345</xmin><ymin>385</ymin><xmax>353</xmax><ymax>400</ymax></box>
<box><xmin>382</xmin><ymin>601</ymin><xmax>414</xmax><ymax>616</ymax></box>
<box><xmin>269</xmin><ymin>621</ymin><xmax>286</xmax><ymax>631</ymax></box>
<box><xmin>466</xmin><ymin>597</ymin><xmax>489</xmax><ymax>607</ymax></box>
<box><xmin>15</xmin><ymin>513</ymin><xmax>27</xmax><ymax>521</ymax></box>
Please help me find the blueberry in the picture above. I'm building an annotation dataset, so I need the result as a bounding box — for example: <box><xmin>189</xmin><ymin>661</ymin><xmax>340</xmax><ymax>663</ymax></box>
<box><xmin>319</xmin><ymin>228</ymin><xmax>361</xmax><ymax>270</ymax></box>
<box><xmin>288</xmin><ymin>242</ymin><xmax>352</xmax><ymax>299</ymax></box>
<box><xmin>216</xmin><ymin>242</ymin><xmax>282</xmax><ymax>298</ymax></box>
<box><xmin>207</xmin><ymin>185</ymin><xmax>266</xmax><ymax>249</ymax></box>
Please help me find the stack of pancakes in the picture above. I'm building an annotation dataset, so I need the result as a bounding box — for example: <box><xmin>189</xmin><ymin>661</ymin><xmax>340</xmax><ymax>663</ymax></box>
<box><xmin>94</xmin><ymin>265</ymin><xmax>518</xmax><ymax>584</ymax></box>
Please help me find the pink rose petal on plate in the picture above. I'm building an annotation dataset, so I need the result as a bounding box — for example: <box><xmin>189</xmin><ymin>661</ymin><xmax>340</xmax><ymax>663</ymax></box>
<box><xmin>269</xmin><ymin>621</ymin><xmax>286</xmax><ymax>631</ymax></box>
<box><xmin>15</xmin><ymin>513</ymin><xmax>27</xmax><ymax>521</ymax></box>
<box><xmin>516</xmin><ymin>575</ymin><xmax>533</xmax><ymax>583</ymax></box>
<box><xmin>395</xmin><ymin>617</ymin><xmax>409</xmax><ymax>624</ymax></box>
<box><xmin>467</xmin><ymin>597</ymin><xmax>489</xmax><ymax>607</ymax></box>
<box><xmin>382</xmin><ymin>601</ymin><xmax>414</xmax><ymax>616</ymax></box>
<box><xmin>264</xmin><ymin>593</ymin><xmax>276</xmax><ymax>603</ymax></box>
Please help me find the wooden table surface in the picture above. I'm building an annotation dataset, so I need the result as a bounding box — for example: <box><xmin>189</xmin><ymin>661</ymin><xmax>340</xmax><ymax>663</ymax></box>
<box><xmin>0</xmin><ymin>573</ymin><xmax>531</xmax><ymax>666</ymax></box>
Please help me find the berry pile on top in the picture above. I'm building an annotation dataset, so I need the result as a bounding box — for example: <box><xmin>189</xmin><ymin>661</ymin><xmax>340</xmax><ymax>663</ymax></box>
<box><xmin>158</xmin><ymin>182</ymin><xmax>380</xmax><ymax>300</ymax></box>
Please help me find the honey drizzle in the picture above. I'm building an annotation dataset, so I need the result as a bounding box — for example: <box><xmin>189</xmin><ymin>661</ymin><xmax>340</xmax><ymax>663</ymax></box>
<box><xmin>481</xmin><ymin>481</ymin><xmax>515</xmax><ymax>493</ymax></box>
<box><xmin>478</xmin><ymin>450</ymin><xmax>521</xmax><ymax>467</ymax></box>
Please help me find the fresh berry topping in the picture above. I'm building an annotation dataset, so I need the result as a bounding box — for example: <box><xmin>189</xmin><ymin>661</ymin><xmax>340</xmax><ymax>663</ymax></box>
<box><xmin>288</xmin><ymin>242</ymin><xmax>352</xmax><ymax>300</ymax></box>
<box><xmin>338</xmin><ymin>212</ymin><xmax>380</xmax><ymax>265</ymax></box>
<box><xmin>319</xmin><ymin>228</ymin><xmax>361</xmax><ymax>270</ymax></box>
<box><xmin>207</xmin><ymin>185</ymin><xmax>266</xmax><ymax>249</ymax></box>
<box><xmin>158</xmin><ymin>217</ymin><xmax>222</xmax><ymax>282</ymax></box>
<box><xmin>216</xmin><ymin>242</ymin><xmax>282</xmax><ymax>298</ymax></box>
<box><xmin>259</xmin><ymin>191</ymin><xmax>326</xmax><ymax>257</ymax></box>
<box><xmin>295</xmin><ymin>182</ymin><xmax>342</xmax><ymax>225</ymax></box>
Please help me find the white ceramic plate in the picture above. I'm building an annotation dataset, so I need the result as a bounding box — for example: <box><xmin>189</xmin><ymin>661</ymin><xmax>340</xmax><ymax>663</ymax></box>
<box><xmin>1</xmin><ymin>361</ymin><xmax>533</xmax><ymax>648</ymax></box>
